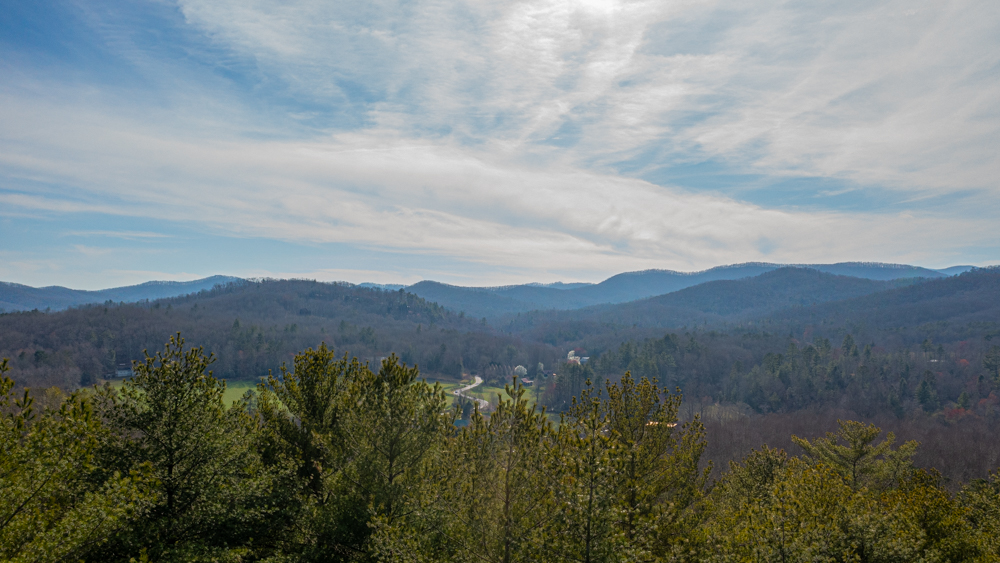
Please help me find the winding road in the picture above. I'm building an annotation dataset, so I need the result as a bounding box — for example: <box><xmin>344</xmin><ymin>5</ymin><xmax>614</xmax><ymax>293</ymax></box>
<box><xmin>453</xmin><ymin>376</ymin><xmax>490</xmax><ymax>410</ymax></box>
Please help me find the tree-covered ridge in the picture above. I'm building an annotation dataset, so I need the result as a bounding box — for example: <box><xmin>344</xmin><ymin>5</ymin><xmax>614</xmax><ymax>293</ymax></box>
<box><xmin>554</xmin><ymin>331</ymin><xmax>1000</xmax><ymax>417</ymax></box>
<box><xmin>4</xmin><ymin>270</ymin><xmax>1000</xmax><ymax>495</ymax></box>
<box><xmin>2</xmin><ymin>339</ymin><xmax>1000</xmax><ymax>562</ymax></box>
<box><xmin>503</xmin><ymin>267</ymin><xmax>1000</xmax><ymax>348</ymax></box>
<box><xmin>4</xmin><ymin>267</ymin><xmax>999</xmax><ymax>395</ymax></box>
<box><xmin>547</xmin><ymin>267</ymin><xmax>914</xmax><ymax>327</ymax></box>
<box><xmin>766</xmin><ymin>266</ymin><xmax>1000</xmax><ymax>339</ymax></box>
<box><xmin>0</xmin><ymin>279</ymin><xmax>563</xmax><ymax>388</ymax></box>
<box><xmin>405</xmin><ymin>262</ymin><xmax>964</xmax><ymax>319</ymax></box>
<box><xmin>538</xmin><ymin>329</ymin><xmax>1000</xmax><ymax>485</ymax></box>
<box><xmin>0</xmin><ymin>262</ymin><xmax>967</xmax><ymax>316</ymax></box>
<box><xmin>0</xmin><ymin>276</ymin><xmax>240</xmax><ymax>313</ymax></box>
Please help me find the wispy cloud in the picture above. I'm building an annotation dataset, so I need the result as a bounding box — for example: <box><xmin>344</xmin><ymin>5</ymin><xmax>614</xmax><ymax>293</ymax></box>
<box><xmin>1</xmin><ymin>0</ymin><xmax>997</xmax><ymax>287</ymax></box>
<box><xmin>66</xmin><ymin>230</ymin><xmax>172</xmax><ymax>240</ymax></box>
<box><xmin>109</xmin><ymin>270</ymin><xmax>223</xmax><ymax>282</ymax></box>
<box><xmin>174</xmin><ymin>0</ymin><xmax>1000</xmax><ymax>194</ymax></box>
<box><xmin>1</xmin><ymin>93</ymin><xmax>991</xmax><ymax>274</ymax></box>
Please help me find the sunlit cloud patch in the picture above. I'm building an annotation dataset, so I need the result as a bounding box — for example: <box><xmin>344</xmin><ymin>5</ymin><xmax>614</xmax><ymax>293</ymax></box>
<box><xmin>1</xmin><ymin>0</ymin><xmax>998</xmax><ymax>287</ymax></box>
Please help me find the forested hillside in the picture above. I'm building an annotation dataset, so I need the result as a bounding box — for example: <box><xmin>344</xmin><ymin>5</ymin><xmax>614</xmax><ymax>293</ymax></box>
<box><xmin>1</xmin><ymin>262</ymin><xmax>966</xmax><ymax>317</ymax></box>
<box><xmin>540</xmin><ymin>328</ymin><xmax>1000</xmax><ymax>483</ymax></box>
<box><xmin>3</xmin><ymin>342</ymin><xmax>999</xmax><ymax>562</ymax></box>
<box><xmin>0</xmin><ymin>275</ymin><xmax>239</xmax><ymax>312</ymax></box>
<box><xmin>405</xmin><ymin>262</ymin><xmax>963</xmax><ymax>319</ymax></box>
<box><xmin>505</xmin><ymin>267</ymin><xmax>915</xmax><ymax>337</ymax></box>
<box><xmin>504</xmin><ymin>267</ymin><xmax>999</xmax><ymax>347</ymax></box>
<box><xmin>0</xmin><ymin>279</ymin><xmax>562</xmax><ymax>388</ymax></box>
<box><xmin>404</xmin><ymin>281</ymin><xmax>529</xmax><ymax>319</ymax></box>
<box><xmin>4</xmin><ymin>268</ymin><xmax>1000</xmax><ymax>487</ymax></box>
<box><xmin>767</xmin><ymin>266</ymin><xmax>1000</xmax><ymax>342</ymax></box>
<box><xmin>406</xmin><ymin>264</ymin><xmax>785</xmax><ymax>317</ymax></box>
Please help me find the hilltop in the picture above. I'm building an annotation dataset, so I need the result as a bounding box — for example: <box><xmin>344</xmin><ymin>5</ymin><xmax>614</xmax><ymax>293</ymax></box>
<box><xmin>403</xmin><ymin>262</ymin><xmax>968</xmax><ymax>318</ymax></box>
<box><xmin>0</xmin><ymin>275</ymin><xmax>240</xmax><ymax>312</ymax></box>
<box><xmin>0</xmin><ymin>279</ymin><xmax>560</xmax><ymax>389</ymax></box>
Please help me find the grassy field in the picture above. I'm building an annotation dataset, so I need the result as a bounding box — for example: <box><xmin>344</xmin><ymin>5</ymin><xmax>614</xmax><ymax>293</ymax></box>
<box><xmin>430</xmin><ymin>376</ymin><xmax>545</xmax><ymax>410</ymax></box>
<box><xmin>423</xmin><ymin>379</ymin><xmax>464</xmax><ymax>409</ymax></box>
<box><xmin>222</xmin><ymin>380</ymin><xmax>263</xmax><ymax>404</ymax></box>
<box><xmin>105</xmin><ymin>377</ymin><xmax>263</xmax><ymax>406</ymax></box>
<box><xmin>106</xmin><ymin>375</ymin><xmax>548</xmax><ymax>415</ymax></box>
<box><xmin>464</xmin><ymin>383</ymin><xmax>541</xmax><ymax>406</ymax></box>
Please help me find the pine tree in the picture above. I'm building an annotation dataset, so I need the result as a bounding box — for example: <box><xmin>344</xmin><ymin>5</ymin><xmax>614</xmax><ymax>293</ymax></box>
<box><xmin>258</xmin><ymin>347</ymin><xmax>452</xmax><ymax>562</ymax></box>
<box><xmin>791</xmin><ymin>420</ymin><xmax>917</xmax><ymax>492</ymax></box>
<box><xmin>94</xmin><ymin>334</ymin><xmax>275</xmax><ymax>561</ymax></box>
<box><xmin>984</xmin><ymin>345</ymin><xmax>1000</xmax><ymax>383</ymax></box>
<box><xmin>256</xmin><ymin>343</ymin><xmax>368</xmax><ymax>560</ymax></box>
<box><xmin>706</xmin><ymin>432</ymin><xmax>981</xmax><ymax>562</ymax></box>
<box><xmin>548</xmin><ymin>381</ymin><xmax>622</xmax><ymax>563</ymax></box>
<box><xmin>442</xmin><ymin>378</ymin><xmax>555</xmax><ymax>563</ymax></box>
<box><xmin>604</xmin><ymin>372</ymin><xmax>709</xmax><ymax>557</ymax></box>
<box><xmin>0</xmin><ymin>359</ymin><xmax>153</xmax><ymax>562</ymax></box>
<box><xmin>960</xmin><ymin>470</ymin><xmax>1000</xmax><ymax>558</ymax></box>
<box><xmin>340</xmin><ymin>355</ymin><xmax>451</xmax><ymax>553</ymax></box>
<box><xmin>916</xmin><ymin>370</ymin><xmax>940</xmax><ymax>413</ymax></box>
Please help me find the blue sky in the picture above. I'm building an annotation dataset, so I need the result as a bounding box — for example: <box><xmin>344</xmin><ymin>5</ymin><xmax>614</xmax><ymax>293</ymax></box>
<box><xmin>2</xmin><ymin>0</ymin><xmax>999</xmax><ymax>289</ymax></box>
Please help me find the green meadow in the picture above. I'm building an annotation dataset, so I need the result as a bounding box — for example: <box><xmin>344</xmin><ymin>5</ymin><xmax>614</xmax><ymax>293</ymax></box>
<box><xmin>107</xmin><ymin>377</ymin><xmax>262</xmax><ymax>406</ymax></box>
<box><xmin>107</xmin><ymin>375</ymin><xmax>546</xmax><ymax>414</ymax></box>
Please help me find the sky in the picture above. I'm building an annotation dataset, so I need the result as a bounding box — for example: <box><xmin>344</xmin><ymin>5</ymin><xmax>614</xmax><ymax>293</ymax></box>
<box><xmin>1</xmin><ymin>0</ymin><xmax>999</xmax><ymax>290</ymax></box>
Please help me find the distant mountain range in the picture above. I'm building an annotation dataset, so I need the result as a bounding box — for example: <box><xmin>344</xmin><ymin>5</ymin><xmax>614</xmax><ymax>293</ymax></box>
<box><xmin>505</xmin><ymin>268</ymin><xmax>918</xmax><ymax>335</ymax></box>
<box><xmin>768</xmin><ymin>266</ymin><xmax>1000</xmax><ymax>335</ymax></box>
<box><xmin>573</xmin><ymin>267</ymin><xmax>917</xmax><ymax>324</ymax></box>
<box><xmin>403</xmin><ymin>262</ymin><xmax>973</xmax><ymax>319</ymax></box>
<box><xmin>0</xmin><ymin>263</ymin><xmax>976</xmax><ymax>315</ymax></box>
<box><xmin>1</xmin><ymin>263</ymin><xmax>997</xmax><ymax>390</ymax></box>
<box><xmin>0</xmin><ymin>276</ymin><xmax>240</xmax><ymax>312</ymax></box>
<box><xmin>505</xmin><ymin>266</ymin><xmax>1000</xmax><ymax>347</ymax></box>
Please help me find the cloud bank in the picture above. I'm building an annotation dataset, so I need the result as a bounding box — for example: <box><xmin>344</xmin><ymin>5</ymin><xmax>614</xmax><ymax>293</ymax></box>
<box><xmin>1</xmin><ymin>0</ymin><xmax>998</xmax><ymax>287</ymax></box>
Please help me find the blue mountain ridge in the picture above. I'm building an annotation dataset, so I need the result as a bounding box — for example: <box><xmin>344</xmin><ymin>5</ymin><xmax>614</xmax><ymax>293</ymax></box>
<box><xmin>0</xmin><ymin>276</ymin><xmax>241</xmax><ymax>312</ymax></box>
<box><xmin>401</xmin><ymin>262</ymin><xmax>972</xmax><ymax>318</ymax></box>
<box><xmin>0</xmin><ymin>263</ymin><xmax>975</xmax><ymax>315</ymax></box>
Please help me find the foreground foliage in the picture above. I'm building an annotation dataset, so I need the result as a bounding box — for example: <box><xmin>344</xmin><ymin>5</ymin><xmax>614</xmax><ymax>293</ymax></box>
<box><xmin>1</xmin><ymin>337</ymin><xmax>999</xmax><ymax>562</ymax></box>
<box><xmin>0</xmin><ymin>360</ymin><xmax>152</xmax><ymax>563</ymax></box>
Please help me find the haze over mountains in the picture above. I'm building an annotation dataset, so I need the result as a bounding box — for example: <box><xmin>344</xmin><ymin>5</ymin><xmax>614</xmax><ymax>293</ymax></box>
<box><xmin>0</xmin><ymin>262</ymin><xmax>972</xmax><ymax>315</ymax></box>
<box><xmin>0</xmin><ymin>276</ymin><xmax>241</xmax><ymax>313</ymax></box>
<box><xmin>503</xmin><ymin>267</ymin><xmax>1000</xmax><ymax>347</ymax></box>
<box><xmin>1</xmin><ymin>262</ymin><xmax>997</xmax><ymax>392</ymax></box>
<box><xmin>405</xmin><ymin>262</ymin><xmax>972</xmax><ymax>318</ymax></box>
<box><xmin>507</xmin><ymin>268</ymin><xmax>916</xmax><ymax>331</ymax></box>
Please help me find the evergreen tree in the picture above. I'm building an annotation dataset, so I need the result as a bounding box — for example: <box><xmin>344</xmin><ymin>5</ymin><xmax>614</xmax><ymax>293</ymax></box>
<box><xmin>843</xmin><ymin>334</ymin><xmax>859</xmax><ymax>358</ymax></box>
<box><xmin>917</xmin><ymin>370</ymin><xmax>940</xmax><ymax>413</ymax></box>
<box><xmin>548</xmin><ymin>381</ymin><xmax>623</xmax><ymax>563</ymax></box>
<box><xmin>256</xmin><ymin>344</ymin><xmax>368</xmax><ymax>560</ymax></box>
<box><xmin>960</xmin><ymin>470</ymin><xmax>1000</xmax><ymax>558</ymax></box>
<box><xmin>94</xmin><ymin>335</ymin><xmax>276</xmax><ymax>562</ymax></box>
<box><xmin>791</xmin><ymin>420</ymin><xmax>917</xmax><ymax>492</ymax></box>
<box><xmin>442</xmin><ymin>379</ymin><xmax>555</xmax><ymax>563</ymax></box>
<box><xmin>711</xmin><ymin>445</ymin><xmax>788</xmax><ymax>519</ymax></box>
<box><xmin>706</xmin><ymin>437</ymin><xmax>982</xmax><ymax>562</ymax></box>
<box><xmin>339</xmin><ymin>355</ymin><xmax>451</xmax><ymax>557</ymax></box>
<box><xmin>984</xmin><ymin>345</ymin><xmax>1000</xmax><ymax>383</ymax></box>
<box><xmin>604</xmin><ymin>373</ymin><xmax>709</xmax><ymax>557</ymax></box>
<box><xmin>0</xmin><ymin>360</ymin><xmax>153</xmax><ymax>563</ymax></box>
<box><xmin>258</xmin><ymin>346</ymin><xmax>452</xmax><ymax>562</ymax></box>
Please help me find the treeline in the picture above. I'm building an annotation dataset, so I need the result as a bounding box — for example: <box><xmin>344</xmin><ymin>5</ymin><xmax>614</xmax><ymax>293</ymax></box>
<box><xmin>543</xmin><ymin>331</ymin><xmax>1000</xmax><ymax>419</ymax></box>
<box><xmin>4</xmin><ymin>338</ymin><xmax>1000</xmax><ymax>562</ymax></box>
<box><xmin>539</xmin><ymin>331</ymin><xmax>1000</xmax><ymax>484</ymax></box>
<box><xmin>504</xmin><ymin>267</ymin><xmax>1000</xmax><ymax>352</ymax></box>
<box><xmin>0</xmin><ymin>279</ymin><xmax>562</xmax><ymax>388</ymax></box>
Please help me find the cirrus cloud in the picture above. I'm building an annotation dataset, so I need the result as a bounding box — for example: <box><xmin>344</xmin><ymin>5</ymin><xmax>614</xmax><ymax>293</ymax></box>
<box><xmin>0</xmin><ymin>0</ymin><xmax>998</xmax><ymax>287</ymax></box>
